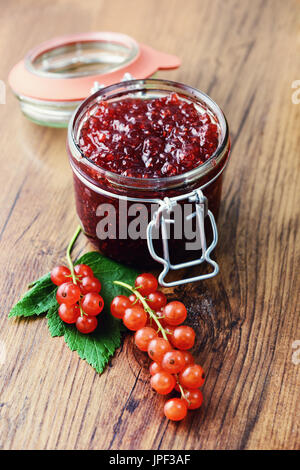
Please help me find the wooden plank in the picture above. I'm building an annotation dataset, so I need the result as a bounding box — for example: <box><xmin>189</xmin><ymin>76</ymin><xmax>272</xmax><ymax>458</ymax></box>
<box><xmin>0</xmin><ymin>0</ymin><xmax>299</xmax><ymax>450</ymax></box>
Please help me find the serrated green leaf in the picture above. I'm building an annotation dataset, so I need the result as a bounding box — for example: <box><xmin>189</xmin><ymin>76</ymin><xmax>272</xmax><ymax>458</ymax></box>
<box><xmin>47</xmin><ymin>303</ymin><xmax>121</xmax><ymax>372</ymax></box>
<box><xmin>63</xmin><ymin>314</ymin><xmax>121</xmax><ymax>373</ymax></box>
<box><xmin>47</xmin><ymin>304</ymin><xmax>65</xmax><ymax>337</ymax></box>
<box><xmin>9</xmin><ymin>273</ymin><xmax>57</xmax><ymax>318</ymax></box>
<box><xmin>60</xmin><ymin>251</ymin><xmax>139</xmax><ymax>373</ymax></box>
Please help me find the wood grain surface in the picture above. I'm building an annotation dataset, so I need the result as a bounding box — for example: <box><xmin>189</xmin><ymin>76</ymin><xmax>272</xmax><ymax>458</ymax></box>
<box><xmin>0</xmin><ymin>0</ymin><xmax>299</xmax><ymax>450</ymax></box>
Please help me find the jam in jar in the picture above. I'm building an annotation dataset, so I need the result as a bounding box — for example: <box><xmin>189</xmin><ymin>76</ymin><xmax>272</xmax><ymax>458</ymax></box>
<box><xmin>68</xmin><ymin>79</ymin><xmax>230</xmax><ymax>269</ymax></box>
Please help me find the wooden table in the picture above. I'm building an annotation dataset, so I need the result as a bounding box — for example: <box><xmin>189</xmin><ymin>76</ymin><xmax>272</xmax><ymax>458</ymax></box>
<box><xmin>0</xmin><ymin>0</ymin><xmax>299</xmax><ymax>450</ymax></box>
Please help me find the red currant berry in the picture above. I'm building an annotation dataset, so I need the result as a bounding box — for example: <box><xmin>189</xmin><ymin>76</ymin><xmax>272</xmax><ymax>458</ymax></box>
<box><xmin>135</xmin><ymin>273</ymin><xmax>158</xmax><ymax>296</ymax></box>
<box><xmin>123</xmin><ymin>306</ymin><xmax>147</xmax><ymax>331</ymax></box>
<box><xmin>51</xmin><ymin>265</ymin><xmax>71</xmax><ymax>286</ymax></box>
<box><xmin>183</xmin><ymin>389</ymin><xmax>203</xmax><ymax>410</ymax></box>
<box><xmin>56</xmin><ymin>282</ymin><xmax>81</xmax><ymax>305</ymax></box>
<box><xmin>58</xmin><ymin>303</ymin><xmax>80</xmax><ymax>324</ymax></box>
<box><xmin>163</xmin><ymin>301</ymin><xmax>187</xmax><ymax>326</ymax></box>
<box><xmin>80</xmin><ymin>276</ymin><xmax>101</xmax><ymax>295</ymax></box>
<box><xmin>111</xmin><ymin>295</ymin><xmax>131</xmax><ymax>319</ymax></box>
<box><xmin>81</xmin><ymin>293</ymin><xmax>104</xmax><ymax>316</ymax></box>
<box><xmin>74</xmin><ymin>264</ymin><xmax>93</xmax><ymax>280</ymax></box>
<box><xmin>150</xmin><ymin>371</ymin><xmax>176</xmax><ymax>395</ymax></box>
<box><xmin>170</xmin><ymin>325</ymin><xmax>195</xmax><ymax>350</ymax></box>
<box><xmin>147</xmin><ymin>291</ymin><xmax>167</xmax><ymax>310</ymax></box>
<box><xmin>149</xmin><ymin>362</ymin><xmax>164</xmax><ymax>376</ymax></box>
<box><xmin>164</xmin><ymin>398</ymin><xmax>188</xmax><ymax>421</ymax></box>
<box><xmin>76</xmin><ymin>315</ymin><xmax>98</xmax><ymax>334</ymax></box>
<box><xmin>147</xmin><ymin>337</ymin><xmax>172</xmax><ymax>363</ymax></box>
<box><xmin>161</xmin><ymin>350</ymin><xmax>186</xmax><ymax>374</ymax></box>
<box><xmin>179</xmin><ymin>365</ymin><xmax>205</xmax><ymax>389</ymax></box>
<box><xmin>181</xmin><ymin>351</ymin><xmax>195</xmax><ymax>367</ymax></box>
<box><xmin>134</xmin><ymin>327</ymin><xmax>157</xmax><ymax>351</ymax></box>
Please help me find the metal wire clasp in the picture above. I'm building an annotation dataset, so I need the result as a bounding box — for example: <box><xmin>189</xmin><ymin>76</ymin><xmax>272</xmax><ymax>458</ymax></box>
<box><xmin>146</xmin><ymin>189</ymin><xmax>219</xmax><ymax>287</ymax></box>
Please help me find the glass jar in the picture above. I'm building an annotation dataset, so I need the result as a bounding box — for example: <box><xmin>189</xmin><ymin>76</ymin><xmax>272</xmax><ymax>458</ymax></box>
<box><xmin>67</xmin><ymin>79</ymin><xmax>230</xmax><ymax>282</ymax></box>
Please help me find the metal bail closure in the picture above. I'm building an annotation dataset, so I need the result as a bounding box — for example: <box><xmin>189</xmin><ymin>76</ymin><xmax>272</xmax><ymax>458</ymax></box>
<box><xmin>146</xmin><ymin>189</ymin><xmax>219</xmax><ymax>287</ymax></box>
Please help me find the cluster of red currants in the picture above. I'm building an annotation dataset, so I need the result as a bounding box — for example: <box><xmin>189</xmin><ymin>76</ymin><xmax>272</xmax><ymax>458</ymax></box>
<box><xmin>111</xmin><ymin>273</ymin><xmax>205</xmax><ymax>421</ymax></box>
<box><xmin>51</xmin><ymin>264</ymin><xmax>104</xmax><ymax>334</ymax></box>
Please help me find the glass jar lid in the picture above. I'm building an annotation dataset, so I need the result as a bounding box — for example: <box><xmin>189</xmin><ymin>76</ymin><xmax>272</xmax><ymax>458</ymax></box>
<box><xmin>25</xmin><ymin>34</ymin><xmax>139</xmax><ymax>79</ymax></box>
<box><xmin>8</xmin><ymin>32</ymin><xmax>180</xmax><ymax>127</ymax></box>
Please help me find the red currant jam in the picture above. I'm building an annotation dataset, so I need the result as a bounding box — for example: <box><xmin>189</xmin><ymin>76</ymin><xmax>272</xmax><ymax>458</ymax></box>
<box><xmin>69</xmin><ymin>82</ymin><xmax>230</xmax><ymax>267</ymax></box>
<box><xmin>79</xmin><ymin>93</ymin><xmax>219</xmax><ymax>179</ymax></box>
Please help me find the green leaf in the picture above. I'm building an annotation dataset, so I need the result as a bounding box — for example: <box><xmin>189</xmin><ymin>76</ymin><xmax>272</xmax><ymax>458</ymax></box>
<box><xmin>9</xmin><ymin>273</ymin><xmax>57</xmax><ymax>318</ymax></box>
<box><xmin>63</xmin><ymin>314</ymin><xmax>121</xmax><ymax>373</ymax></box>
<box><xmin>47</xmin><ymin>301</ymin><xmax>122</xmax><ymax>372</ymax></box>
<box><xmin>45</xmin><ymin>252</ymin><xmax>138</xmax><ymax>373</ymax></box>
<box><xmin>60</xmin><ymin>251</ymin><xmax>138</xmax><ymax>373</ymax></box>
<box><xmin>47</xmin><ymin>304</ymin><xmax>65</xmax><ymax>337</ymax></box>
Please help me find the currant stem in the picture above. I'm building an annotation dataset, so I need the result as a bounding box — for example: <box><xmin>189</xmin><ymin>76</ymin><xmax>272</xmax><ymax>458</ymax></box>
<box><xmin>176</xmin><ymin>379</ymin><xmax>189</xmax><ymax>403</ymax></box>
<box><xmin>66</xmin><ymin>225</ymin><xmax>84</xmax><ymax>316</ymax></box>
<box><xmin>66</xmin><ymin>225</ymin><xmax>82</xmax><ymax>284</ymax></box>
<box><xmin>113</xmin><ymin>280</ymin><xmax>168</xmax><ymax>341</ymax></box>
